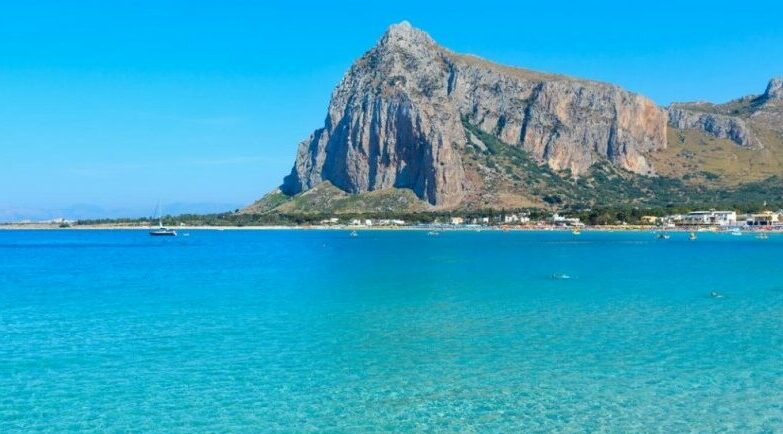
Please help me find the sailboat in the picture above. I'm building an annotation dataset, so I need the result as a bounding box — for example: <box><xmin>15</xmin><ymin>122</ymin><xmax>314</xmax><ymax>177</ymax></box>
<box><xmin>149</xmin><ymin>202</ymin><xmax>177</xmax><ymax>236</ymax></box>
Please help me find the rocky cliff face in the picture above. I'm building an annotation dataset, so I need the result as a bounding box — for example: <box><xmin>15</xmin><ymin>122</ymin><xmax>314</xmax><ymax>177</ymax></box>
<box><xmin>451</xmin><ymin>56</ymin><xmax>666</xmax><ymax>176</ymax></box>
<box><xmin>283</xmin><ymin>23</ymin><xmax>467</xmax><ymax>207</ymax></box>
<box><xmin>281</xmin><ymin>22</ymin><xmax>667</xmax><ymax>207</ymax></box>
<box><xmin>667</xmin><ymin>107</ymin><xmax>759</xmax><ymax>147</ymax></box>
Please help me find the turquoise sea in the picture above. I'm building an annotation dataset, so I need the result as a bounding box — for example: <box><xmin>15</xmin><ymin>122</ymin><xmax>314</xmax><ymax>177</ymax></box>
<box><xmin>1</xmin><ymin>229</ymin><xmax>783</xmax><ymax>432</ymax></box>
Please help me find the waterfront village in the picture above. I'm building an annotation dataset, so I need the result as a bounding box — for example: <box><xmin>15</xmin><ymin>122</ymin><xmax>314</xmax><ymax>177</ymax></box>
<box><xmin>315</xmin><ymin>209</ymin><xmax>783</xmax><ymax>231</ymax></box>
<box><xmin>6</xmin><ymin>209</ymin><xmax>783</xmax><ymax>232</ymax></box>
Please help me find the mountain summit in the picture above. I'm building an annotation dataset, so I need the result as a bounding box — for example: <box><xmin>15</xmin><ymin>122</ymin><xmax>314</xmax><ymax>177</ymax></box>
<box><xmin>380</xmin><ymin>20</ymin><xmax>433</xmax><ymax>47</ymax></box>
<box><xmin>249</xmin><ymin>23</ymin><xmax>782</xmax><ymax>213</ymax></box>
<box><xmin>764</xmin><ymin>77</ymin><xmax>783</xmax><ymax>100</ymax></box>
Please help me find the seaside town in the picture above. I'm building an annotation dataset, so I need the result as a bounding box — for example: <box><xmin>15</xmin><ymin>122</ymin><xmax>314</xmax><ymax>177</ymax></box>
<box><xmin>10</xmin><ymin>209</ymin><xmax>782</xmax><ymax>232</ymax></box>
<box><xmin>312</xmin><ymin>209</ymin><xmax>783</xmax><ymax>231</ymax></box>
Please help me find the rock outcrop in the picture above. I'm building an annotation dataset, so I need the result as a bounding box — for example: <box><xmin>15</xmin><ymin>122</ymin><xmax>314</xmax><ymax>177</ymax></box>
<box><xmin>667</xmin><ymin>107</ymin><xmax>759</xmax><ymax>148</ymax></box>
<box><xmin>764</xmin><ymin>77</ymin><xmax>783</xmax><ymax>101</ymax></box>
<box><xmin>282</xmin><ymin>22</ymin><xmax>668</xmax><ymax>207</ymax></box>
<box><xmin>751</xmin><ymin>78</ymin><xmax>783</xmax><ymax>131</ymax></box>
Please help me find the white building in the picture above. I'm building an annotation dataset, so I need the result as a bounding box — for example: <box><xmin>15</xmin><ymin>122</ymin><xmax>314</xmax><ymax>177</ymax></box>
<box><xmin>714</xmin><ymin>211</ymin><xmax>737</xmax><ymax>225</ymax></box>
<box><xmin>504</xmin><ymin>214</ymin><xmax>520</xmax><ymax>223</ymax></box>
<box><xmin>378</xmin><ymin>219</ymin><xmax>405</xmax><ymax>226</ymax></box>
<box><xmin>551</xmin><ymin>213</ymin><xmax>582</xmax><ymax>226</ymax></box>
<box><xmin>504</xmin><ymin>214</ymin><xmax>530</xmax><ymax>224</ymax></box>
<box><xmin>42</xmin><ymin>218</ymin><xmax>75</xmax><ymax>225</ymax></box>
<box><xmin>450</xmin><ymin>217</ymin><xmax>464</xmax><ymax>225</ymax></box>
<box><xmin>681</xmin><ymin>211</ymin><xmax>736</xmax><ymax>226</ymax></box>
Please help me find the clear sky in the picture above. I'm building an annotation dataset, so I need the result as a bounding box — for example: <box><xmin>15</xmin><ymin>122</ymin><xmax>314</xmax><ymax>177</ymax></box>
<box><xmin>2</xmin><ymin>0</ymin><xmax>782</xmax><ymax>218</ymax></box>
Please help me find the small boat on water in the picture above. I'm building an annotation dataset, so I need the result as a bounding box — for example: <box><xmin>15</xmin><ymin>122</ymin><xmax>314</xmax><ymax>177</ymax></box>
<box><xmin>149</xmin><ymin>202</ymin><xmax>176</xmax><ymax>237</ymax></box>
<box><xmin>572</xmin><ymin>228</ymin><xmax>581</xmax><ymax>235</ymax></box>
<box><xmin>689</xmin><ymin>232</ymin><xmax>697</xmax><ymax>241</ymax></box>
<box><xmin>427</xmin><ymin>230</ymin><xmax>440</xmax><ymax>236</ymax></box>
<box><xmin>350</xmin><ymin>230</ymin><xmax>359</xmax><ymax>237</ymax></box>
<box><xmin>656</xmin><ymin>233</ymin><xmax>670</xmax><ymax>240</ymax></box>
<box><xmin>756</xmin><ymin>232</ymin><xmax>769</xmax><ymax>240</ymax></box>
<box><xmin>730</xmin><ymin>228</ymin><xmax>743</xmax><ymax>236</ymax></box>
<box><xmin>150</xmin><ymin>227</ymin><xmax>176</xmax><ymax>236</ymax></box>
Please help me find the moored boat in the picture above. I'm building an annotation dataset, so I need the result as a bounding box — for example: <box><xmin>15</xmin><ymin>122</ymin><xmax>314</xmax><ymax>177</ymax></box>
<box><xmin>149</xmin><ymin>201</ymin><xmax>176</xmax><ymax>236</ymax></box>
<box><xmin>150</xmin><ymin>227</ymin><xmax>177</xmax><ymax>236</ymax></box>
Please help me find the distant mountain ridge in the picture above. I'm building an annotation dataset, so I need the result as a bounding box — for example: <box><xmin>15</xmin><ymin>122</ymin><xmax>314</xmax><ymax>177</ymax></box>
<box><xmin>1</xmin><ymin>202</ymin><xmax>241</xmax><ymax>222</ymax></box>
<box><xmin>667</xmin><ymin>76</ymin><xmax>783</xmax><ymax>149</ymax></box>
<box><xmin>247</xmin><ymin>22</ymin><xmax>783</xmax><ymax>214</ymax></box>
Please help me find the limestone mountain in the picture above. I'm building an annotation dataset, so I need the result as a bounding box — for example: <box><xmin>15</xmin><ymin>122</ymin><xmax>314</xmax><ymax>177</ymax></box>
<box><xmin>247</xmin><ymin>23</ymin><xmax>783</xmax><ymax>214</ymax></box>
<box><xmin>277</xmin><ymin>21</ymin><xmax>665</xmax><ymax>208</ymax></box>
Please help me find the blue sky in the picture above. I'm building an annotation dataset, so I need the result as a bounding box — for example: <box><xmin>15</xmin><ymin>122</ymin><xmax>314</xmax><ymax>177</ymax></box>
<box><xmin>2</xmin><ymin>0</ymin><xmax>782</xmax><ymax>218</ymax></box>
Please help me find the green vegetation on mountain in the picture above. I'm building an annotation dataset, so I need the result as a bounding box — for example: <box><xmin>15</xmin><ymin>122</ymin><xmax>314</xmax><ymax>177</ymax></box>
<box><xmin>243</xmin><ymin>182</ymin><xmax>430</xmax><ymax>215</ymax></box>
<box><xmin>649</xmin><ymin>128</ymin><xmax>783</xmax><ymax>185</ymax></box>
<box><xmin>245</xmin><ymin>189</ymin><xmax>292</xmax><ymax>213</ymax></box>
<box><xmin>461</xmin><ymin>120</ymin><xmax>707</xmax><ymax>209</ymax></box>
<box><xmin>672</xmin><ymin>96</ymin><xmax>767</xmax><ymax>117</ymax></box>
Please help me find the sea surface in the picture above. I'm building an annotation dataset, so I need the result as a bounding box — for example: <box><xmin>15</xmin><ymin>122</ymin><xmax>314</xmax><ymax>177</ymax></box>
<box><xmin>1</xmin><ymin>229</ymin><xmax>782</xmax><ymax>432</ymax></box>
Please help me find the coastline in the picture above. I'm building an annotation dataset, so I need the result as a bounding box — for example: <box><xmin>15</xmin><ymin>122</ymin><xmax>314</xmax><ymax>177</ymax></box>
<box><xmin>2</xmin><ymin>223</ymin><xmax>781</xmax><ymax>233</ymax></box>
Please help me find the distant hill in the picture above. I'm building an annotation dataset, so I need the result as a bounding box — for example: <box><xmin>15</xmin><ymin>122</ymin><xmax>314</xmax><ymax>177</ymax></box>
<box><xmin>247</xmin><ymin>22</ymin><xmax>783</xmax><ymax>214</ymax></box>
<box><xmin>657</xmin><ymin>77</ymin><xmax>783</xmax><ymax>186</ymax></box>
<box><xmin>0</xmin><ymin>202</ymin><xmax>240</xmax><ymax>223</ymax></box>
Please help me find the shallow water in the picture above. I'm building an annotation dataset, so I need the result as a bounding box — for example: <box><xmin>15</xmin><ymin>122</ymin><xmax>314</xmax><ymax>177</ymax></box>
<box><xmin>1</xmin><ymin>229</ymin><xmax>782</xmax><ymax>432</ymax></box>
